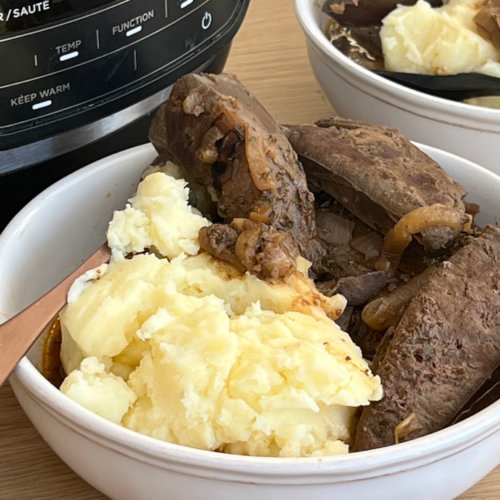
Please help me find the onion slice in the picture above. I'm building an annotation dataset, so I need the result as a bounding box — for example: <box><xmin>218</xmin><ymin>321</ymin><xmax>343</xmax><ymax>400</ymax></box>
<box><xmin>375</xmin><ymin>204</ymin><xmax>468</xmax><ymax>273</ymax></box>
<box><xmin>361</xmin><ymin>265</ymin><xmax>436</xmax><ymax>331</ymax></box>
<box><xmin>244</xmin><ymin>124</ymin><xmax>277</xmax><ymax>191</ymax></box>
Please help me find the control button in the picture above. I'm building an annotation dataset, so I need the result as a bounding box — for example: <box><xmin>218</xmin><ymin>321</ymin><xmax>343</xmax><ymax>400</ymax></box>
<box><xmin>4</xmin><ymin>81</ymin><xmax>71</xmax><ymax>126</ymax></box>
<box><xmin>180</xmin><ymin>0</ymin><xmax>194</xmax><ymax>8</ymax></box>
<box><xmin>112</xmin><ymin>13</ymin><xmax>153</xmax><ymax>37</ymax></box>
<box><xmin>47</xmin><ymin>33</ymin><xmax>93</xmax><ymax>71</ymax></box>
<box><xmin>99</xmin><ymin>1</ymin><xmax>164</xmax><ymax>52</ymax></box>
<box><xmin>0</xmin><ymin>22</ymin><xmax>98</xmax><ymax>86</ymax></box>
<box><xmin>201</xmin><ymin>11</ymin><xmax>212</xmax><ymax>30</ymax></box>
<box><xmin>56</xmin><ymin>39</ymin><xmax>82</xmax><ymax>55</ymax></box>
<box><xmin>45</xmin><ymin>31</ymin><xmax>96</xmax><ymax>72</ymax></box>
<box><xmin>0</xmin><ymin>50</ymin><xmax>135</xmax><ymax>128</ymax></box>
<box><xmin>110</xmin><ymin>10</ymin><xmax>155</xmax><ymax>37</ymax></box>
<box><xmin>55</xmin><ymin>39</ymin><xmax>82</xmax><ymax>61</ymax></box>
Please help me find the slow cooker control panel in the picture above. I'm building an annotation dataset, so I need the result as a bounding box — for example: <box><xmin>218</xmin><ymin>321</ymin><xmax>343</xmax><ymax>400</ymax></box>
<box><xmin>0</xmin><ymin>0</ymin><xmax>240</xmax><ymax>131</ymax></box>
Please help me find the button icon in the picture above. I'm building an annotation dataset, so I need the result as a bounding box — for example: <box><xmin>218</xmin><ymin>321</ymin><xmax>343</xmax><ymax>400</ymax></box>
<box><xmin>126</xmin><ymin>25</ymin><xmax>143</xmax><ymax>37</ymax></box>
<box><xmin>201</xmin><ymin>11</ymin><xmax>212</xmax><ymax>30</ymax></box>
<box><xmin>32</xmin><ymin>100</ymin><xmax>53</xmax><ymax>110</ymax></box>
<box><xmin>59</xmin><ymin>51</ymin><xmax>79</xmax><ymax>62</ymax></box>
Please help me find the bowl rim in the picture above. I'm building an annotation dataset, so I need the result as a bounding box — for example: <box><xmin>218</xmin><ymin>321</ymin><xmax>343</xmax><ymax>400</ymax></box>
<box><xmin>293</xmin><ymin>0</ymin><xmax>500</xmax><ymax>124</ymax></box>
<box><xmin>3</xmin><ymin>142</ymin><xmax>500</xmax><ymax>481</ymax></box>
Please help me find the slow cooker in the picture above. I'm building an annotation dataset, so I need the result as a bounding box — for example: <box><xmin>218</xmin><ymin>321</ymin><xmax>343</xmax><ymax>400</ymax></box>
<box><xmin>0</xmin><ymin>0</ymin><xmax>249</xmax><ymax>229</ymax></box>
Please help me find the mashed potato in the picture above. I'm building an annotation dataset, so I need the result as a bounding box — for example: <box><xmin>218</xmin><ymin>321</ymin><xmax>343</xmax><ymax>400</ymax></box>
<box><xmin>381</xmin><ymin>0</ymin><xmax>500</xmax><ymax>77</ymax></box>
<box><xmin>106</xmin><ymin>170</ymin><xmax>210</xmax><ymax>258</ymax></box>
<box><xmin>59</xmin><ymin>169</ymin><xmax>382</xmax><ymax>457</ymax></box>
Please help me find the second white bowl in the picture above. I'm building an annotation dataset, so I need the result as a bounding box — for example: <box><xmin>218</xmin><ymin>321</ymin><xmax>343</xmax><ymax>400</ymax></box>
<box><xmin>294</xmin><ymin>0</ymin><xmax>500</xmax><ymax>176</ymax></box>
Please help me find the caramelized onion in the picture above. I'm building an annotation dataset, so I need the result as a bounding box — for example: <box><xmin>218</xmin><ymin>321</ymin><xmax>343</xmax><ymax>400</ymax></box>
<box><xmin>361</xmin><ymin>265</ymin><xmax>436</xmax><ymax>331</ymax></box>
<box><xmin>376</xmin><ymin>204</ymin><xmax>467</xmax><ymax>273</ymax></box>
<box><xmin>244</xmin><ymin>124</ymin><xmax>277</xmax><ymax>191</ymax></box>
<box><xmin>249</xmin><ymin>204</ymin><xmax>272</xmax><ymax>224</ymax></box>
<box><xmin>213</xmin><ymin>102</ymin><xmax>240</xmax><ymax>134</ymax></box>
<box><xmin>234</xmin><ymin>224</ymin><xmax>262</xmax><ymax>271</ymax></box>
<box><xmin>182</xmin><ymin>91</ymin><xmax>204</xmax><ymax>116</ymax></box>
<box><xmin>42</xmin><ymin>316</ymin><xmax>65</xmax><ymax>387</ymax></box>
<box><xmin>231</xmin><ymin>217</ymin><xmax>255</xmax><ymax>233</ymax></box>
<box><xmin>196</xmin><ymin>125</ymin><xmax>225</xmax><ymax>163</ymax></box>
<box><xmin>394</xmin><ymin>413</ymin><xmax>419</xmax><ymax>445</ymax></box>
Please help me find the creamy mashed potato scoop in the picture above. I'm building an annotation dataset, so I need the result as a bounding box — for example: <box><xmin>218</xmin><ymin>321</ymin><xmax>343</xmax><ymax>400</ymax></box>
<box><xmin>381</xmin><ymin>0</ymin><xmax>500</xmax><ymax>77</ymax></box>
<box><xmin>59</xmin><ymin>167</ymin><xmax>382</xmax><ymax>458</ymax></box>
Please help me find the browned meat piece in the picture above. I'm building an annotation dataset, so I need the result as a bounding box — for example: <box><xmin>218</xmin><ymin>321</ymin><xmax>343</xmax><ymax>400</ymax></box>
<box><xmin>284</xmin><ymin>118</ymin><xmax>467</xmax><ymax>251</ymax></box>
<box><xmin>320</xmin><ymin>245</ymin><xmax>375</xmax><ymax>279</ymax></box>
<box><xmin>353</xmin><ymin>225</ymin><xmax>500</xmax><ymax>451</ymax></box>
<box><xmin>198</xmin><ymin>223</ymin><xmax>244</xmax><ymax>273</ymax></box>
<box><xmin>325</xmin><ymin>19</ymin><xmax>384</xmax><ymax>70</ymax></box>
<box><xmin>474</xmin><ymin>0</ymin><xmax>500</xmax><ymax>50</ymax></box>
<box><xmin>149</xmin><ymin>73</ymin><xmax>321</xmax><ymax>263</ymax></box>
<box><xmin>199</xmin><ymin>219</ymin><xmax>300</xmax><ymax>282</ymax></box>
<box><xmin>322</xmin><ymin>0</ymin><xmax>442</xmax><ymax>26</ymax></box>
<box><xmin>317</xmin><ymin>271</ymin><xmax>388</xmax><ymax>306</ymax></box>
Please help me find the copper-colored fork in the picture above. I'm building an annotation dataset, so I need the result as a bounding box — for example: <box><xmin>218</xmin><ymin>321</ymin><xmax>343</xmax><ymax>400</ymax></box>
<box><xmin>0</xmin><ymin>244</ymin><xmax>111</xmax><ymax>386</ymax></box>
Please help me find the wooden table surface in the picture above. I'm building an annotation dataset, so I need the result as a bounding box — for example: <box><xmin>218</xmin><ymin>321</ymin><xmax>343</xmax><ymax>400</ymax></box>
<box><xmin>0</xmin><ymin>0</ymin><xmax>498</xmax><ymax>498</ymax></box>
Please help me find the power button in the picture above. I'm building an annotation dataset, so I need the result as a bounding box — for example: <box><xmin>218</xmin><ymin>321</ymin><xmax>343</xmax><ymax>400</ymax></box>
<box><xmin>201</xmin><ymin>11</ymin><xmax>212</xmax><ymax>30</ymax></box>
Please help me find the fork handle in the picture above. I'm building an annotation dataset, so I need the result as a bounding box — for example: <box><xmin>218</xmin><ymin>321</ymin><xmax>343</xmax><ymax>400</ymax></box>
<box><xmin>0</xmin><ymin>244</ymin><xmax>110</xmax><ymax>386</ymax></box>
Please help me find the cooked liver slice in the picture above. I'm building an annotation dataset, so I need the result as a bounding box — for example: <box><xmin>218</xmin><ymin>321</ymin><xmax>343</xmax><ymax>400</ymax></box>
<box><xmin>353</xmin><ymin>225</ymin><xmax>500</xmax><ymax>451</ymax></box>
<box><xmin>284</xmin><ymin>118</ymin><xmax>467</xmax><ymax>251</ymax></box>
<box><xmin>148</xmin><ymin>73</ymin><xmax>320</xmax><ymax>263</ymax></box>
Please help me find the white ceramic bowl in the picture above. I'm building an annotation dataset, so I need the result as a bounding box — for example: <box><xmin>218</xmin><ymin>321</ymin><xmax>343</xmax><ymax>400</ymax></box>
<box><xmin>294</xmin><ymin>0</ymin><xmax>500</xmax><ymax>176</ymax></box>
<box><xmin>1</xmin><ymin>143</ymin><xmax>499</xmax><ymax>500</ymax></box>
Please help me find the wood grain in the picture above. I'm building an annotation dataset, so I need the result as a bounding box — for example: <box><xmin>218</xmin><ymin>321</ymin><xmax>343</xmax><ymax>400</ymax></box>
<box><xmin>0</xmin><ymin>0</ymin><xmax>497</xmax><ymax>498</ymax></box>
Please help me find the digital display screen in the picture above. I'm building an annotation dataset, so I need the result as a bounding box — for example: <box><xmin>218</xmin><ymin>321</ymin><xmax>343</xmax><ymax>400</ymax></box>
<box><xmin>0</xmin><ymin>0</ymin><xmax>114</xmax><ymax>35</ymax></box>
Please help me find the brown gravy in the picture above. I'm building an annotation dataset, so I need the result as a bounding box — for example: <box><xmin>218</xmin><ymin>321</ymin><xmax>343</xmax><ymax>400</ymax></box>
<box><xmin>41</xmin><ymin>316</ymin><xmax>65</xmax><ymax>387</ymax></box>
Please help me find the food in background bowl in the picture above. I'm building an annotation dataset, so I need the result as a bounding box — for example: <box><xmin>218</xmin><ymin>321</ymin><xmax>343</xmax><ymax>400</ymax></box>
<box><xmin>323</xmin><ymin>0</ymin><xmax>500</xmax><ymax>107</ymax></box>
<box><xmin>322</xmin><ymin>0</ymin><xmax>500</xmax><ymax>72</ymax></box>
<box><xmin>380</xmin><ymin>0</ymin><xmax>500</xmax><ymax>77</ymax></box>
<box><xmin>294</xmin><ymin>0</ymin><xmax>500</xmax><ymax>175</ymax></box>
<box><xmin>323</xmin><ymin>0</ymin><xmax>500</xmax><ymax>74</ymax></box>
